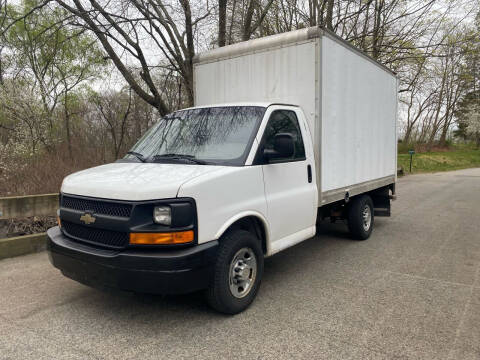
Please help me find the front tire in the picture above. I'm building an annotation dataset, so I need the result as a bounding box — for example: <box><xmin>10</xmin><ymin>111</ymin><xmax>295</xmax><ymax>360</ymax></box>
<box><xmin>206</xmin><ymin>229</ymin><xmax>264</xmax><ymax>314</ymax></box>
<box><xmin>347</xmin><ymin>195</ymin><xmax>374</xmax><ymax>240</ymax></box>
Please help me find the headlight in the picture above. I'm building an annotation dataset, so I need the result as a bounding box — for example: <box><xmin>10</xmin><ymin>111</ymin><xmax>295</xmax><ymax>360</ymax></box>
<box><xmin>153</xmin><ymin>206</ymin><xmax>171</xmax><ymax>225</ymax></box>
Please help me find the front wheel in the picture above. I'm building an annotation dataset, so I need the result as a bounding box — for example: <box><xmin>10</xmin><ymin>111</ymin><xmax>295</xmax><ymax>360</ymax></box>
<box><xmin>347</xmin><ymin>195</ymin><xmax>374</xmax><ymax>240</ymax></box>
<box><xmin>206</xmin><ymin>229</ymin><xmax>264</xmax><ymax>314</ymax></box>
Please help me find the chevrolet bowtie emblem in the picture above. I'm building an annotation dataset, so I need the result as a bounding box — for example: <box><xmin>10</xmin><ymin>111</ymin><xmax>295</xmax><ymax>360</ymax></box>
<box><xmin>80</xmin><ymin>213</ymin><xmax>96</xmax><ymax>225</ymax></box>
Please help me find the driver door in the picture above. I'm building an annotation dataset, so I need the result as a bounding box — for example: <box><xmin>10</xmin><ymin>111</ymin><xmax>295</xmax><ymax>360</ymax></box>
<box><xmin>254</xmin><ymin>107</ymin><xmax>317</xmax><ymax>254</ymax></box>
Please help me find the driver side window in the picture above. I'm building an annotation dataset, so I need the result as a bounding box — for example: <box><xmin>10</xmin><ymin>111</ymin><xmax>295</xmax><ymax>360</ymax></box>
<box><xmin>262</xmin><ymin>110</ymin><xmax>305</xmax><ymax>162</ymax></box>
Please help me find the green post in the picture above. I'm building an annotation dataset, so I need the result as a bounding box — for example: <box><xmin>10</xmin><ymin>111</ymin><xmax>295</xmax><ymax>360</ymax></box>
<box><xmin>408</xmin><ymin>150</ymin><xmax>415</xmax><ymax>172</ymax></box>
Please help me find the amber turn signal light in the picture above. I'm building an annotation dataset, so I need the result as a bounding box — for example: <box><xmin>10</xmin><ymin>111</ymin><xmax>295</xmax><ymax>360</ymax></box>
<box><xmin>129</xmin><ymin>231</ymin><xmax>194</xmax><ymax>245</ymax></box>
<box><xmin>57</xmin><ymin>215</ymin><xmax>62</xmax><ymax>228</ymax></box>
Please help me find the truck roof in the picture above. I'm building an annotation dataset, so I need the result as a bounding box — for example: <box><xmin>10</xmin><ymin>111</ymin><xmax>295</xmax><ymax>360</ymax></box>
<box><xmin>180</xmin><ymin>102</ymin><xmax>298</xmax><ymax>111</ymax></box>
<box><xmin>193</xmin><ymin>26</ymin><xmax>396</xmax><ymax>78</ymax></box>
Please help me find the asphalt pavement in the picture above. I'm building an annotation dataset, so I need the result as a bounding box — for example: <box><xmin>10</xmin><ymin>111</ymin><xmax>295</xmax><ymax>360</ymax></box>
<box><xmin>1</xmin><ymin>168</ymin><xmax>480</xmax><ymax>359</ymax></box>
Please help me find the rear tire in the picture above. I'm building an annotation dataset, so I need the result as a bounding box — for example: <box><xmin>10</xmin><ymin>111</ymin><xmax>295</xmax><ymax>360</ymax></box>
<box><xmin>206</xmin><ymin>229</ymin><xmax>264</xmax><ymax>314</ymax></box>
<box><xmin>347</xmin><ymin>195</ymin><xmax>374</xmax><ymax>240</ymax></box>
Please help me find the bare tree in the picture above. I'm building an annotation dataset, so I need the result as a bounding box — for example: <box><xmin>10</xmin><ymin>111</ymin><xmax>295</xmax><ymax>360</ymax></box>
<box><xmin>93</xmin><ymin>88</ymin><xmax>133</xmax><ymax>159</ymax></box>
<box><xmin>218</xmin><ymin>0</ymin><xmax>227</xmax><ymax>46</ymax></box>
<box><xmin>55</xmin><ymin>0</ymin><xmax>215</xmax><ymax>111</ymax></box>
<box><xmin>324</xmin><ymin>0</ymin><xmax>333</xmax><ymax>30</ymax></box>
<box><xmin>0</xmin><ymin>0</ymin><xmax>6</xmax><ymax>84</ymax></box>
<box><xmin>242</xmin><ymin>0</ymin><xmax>275</xmax><ymax>40</ymax></box>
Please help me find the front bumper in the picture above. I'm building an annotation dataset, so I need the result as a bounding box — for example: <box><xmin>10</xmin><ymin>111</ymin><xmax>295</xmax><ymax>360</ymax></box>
<box><xmin>47</xmin><ymin>227</ymin><xmax>218</xmax><ymax>294</ymax></box>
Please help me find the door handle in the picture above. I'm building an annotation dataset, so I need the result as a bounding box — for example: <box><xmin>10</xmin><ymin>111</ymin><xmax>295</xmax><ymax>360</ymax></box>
<box><xmin>307</xmin><ymin>165</ymin><xmax>312</xmax><ymax>183</ymax></box>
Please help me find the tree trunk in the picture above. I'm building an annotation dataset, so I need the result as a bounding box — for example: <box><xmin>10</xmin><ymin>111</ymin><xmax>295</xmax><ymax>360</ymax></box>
<box><xmin>218</xmin><ymin>0</ymin><xmax>227</xmax><ymax>47</ymax></box>
<box><xmin>181</xmin><ymin>0</ymin><xmax>195</xmax><ymax>106</ymax></box>
<box><xmin>359</xmin><ymin>1</ymin><xmax>371</xmax><ymax>51</ymax></box>
<box><xmin>403</xmin><ymin>126</ymin><xmax>413</xmax><ymax>145</ymax></box>
<box><xmin>325</xmin><ymin>0</ymin><xmax>334</xmax><ymax>30</ymax></box>
<box><xmin>64</xmin><ymin>90</ymin><xmax>73</xmax><ymax>159</ymax></box>
<box><xmin>427</xmin><ymin>61</ymin><xmax>448</xmax><ymax>151</ymax></box>
<box><xmin>227</xmin><ymin>0</ymin><xmax>237</xmax><ymax>44</ymax></box>
<box><xmin>308</xmin><ymin>0</ymin><xmax>317</xmax><ymax>26</ymax></box>
<box><xmin>242</xmin><ymin>0</ymin><xmax>256</xmax><ymax>41</ymax></box>
<box><xmin>371</xmin><ymin>0</ymin><xmax>384</xmax><ymax>60</ymax></box>
<box><xmin>439</xmin><ymin>106</ymin><xmax>451</xmax><ymax>147</ymax></box>
<box><xmin>0</xmin><ymin>48</ymin><xmax>3</xmax><ymax>85</ymax></box>
<box><xmin>438</xmin><ymin>121</ymin><xmax>448</xmax><ymax>146</ymax></box>
<box><xmin>110</xmin><ymin>127</ymin><xmax>118</xmax><ymax>160</ymax></box>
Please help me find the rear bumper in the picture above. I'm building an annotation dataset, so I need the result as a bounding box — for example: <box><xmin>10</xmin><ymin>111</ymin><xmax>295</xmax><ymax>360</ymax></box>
<box><xmin>47</xmin><ymin>227</ymin><xmax>218</xmax><ymax>294</ymax></box>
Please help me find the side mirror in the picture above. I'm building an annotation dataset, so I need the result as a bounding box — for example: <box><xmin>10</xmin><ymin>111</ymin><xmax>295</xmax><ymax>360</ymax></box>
<box><xmin>263</xmin><ymin>133</ymin><xmax>294</xmax><ymax>162</ymax></box>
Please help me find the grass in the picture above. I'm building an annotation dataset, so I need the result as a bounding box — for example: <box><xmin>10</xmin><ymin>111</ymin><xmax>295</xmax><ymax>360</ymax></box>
<box><xmin>398</xmin><ymin>146</ymin><xmax>480</xmax><ymax>174</ymax></box>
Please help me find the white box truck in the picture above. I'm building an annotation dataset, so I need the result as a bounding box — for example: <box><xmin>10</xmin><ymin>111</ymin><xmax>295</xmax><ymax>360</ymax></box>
<box><xmin>47</xmin><ymin>27</ymin><xmax>397</xmax><ymax>314</ymax></box>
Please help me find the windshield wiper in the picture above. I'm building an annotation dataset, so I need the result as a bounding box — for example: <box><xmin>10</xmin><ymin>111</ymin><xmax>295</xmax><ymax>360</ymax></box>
<box><xmin>152</xmin><ymin>153</ymin><xmax>209</xmax><ymax>165</ymax></box>
<box><xmin>126</xmin><ymin>151</ymin><xmax>146</xmax><ymax>163</ymax></box>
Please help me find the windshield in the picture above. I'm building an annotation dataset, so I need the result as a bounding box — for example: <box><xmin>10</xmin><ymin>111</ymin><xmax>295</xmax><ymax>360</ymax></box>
<box><xmin>126</xmin><ymin>106</ymin><xmax>265</xmax><ymax>166</ymax></box>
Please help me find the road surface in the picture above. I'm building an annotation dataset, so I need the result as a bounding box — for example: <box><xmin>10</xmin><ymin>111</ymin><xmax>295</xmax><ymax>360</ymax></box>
<box><xmin>1</xmin><ymin>168</ymin><xmax>480</xmax><ymax>359</ymax></box>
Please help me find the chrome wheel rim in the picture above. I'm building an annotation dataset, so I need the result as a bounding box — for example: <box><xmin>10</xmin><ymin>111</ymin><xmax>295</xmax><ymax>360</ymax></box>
<box><xmin>362</xmin><ymin>204</ymin><xmax>372</xmax><ymax>232</ymax></box>
<box><xmin>229</xmin><ymin>247</ymin><xmax>257</xmax><ymax>298</ymax></box>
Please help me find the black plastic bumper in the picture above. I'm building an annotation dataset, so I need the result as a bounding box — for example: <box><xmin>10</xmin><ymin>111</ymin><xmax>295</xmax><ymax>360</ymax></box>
<box><xmin>47</xmin><ymin>227</ymin><xmax>218</xmax><ymax>294</ymax></box>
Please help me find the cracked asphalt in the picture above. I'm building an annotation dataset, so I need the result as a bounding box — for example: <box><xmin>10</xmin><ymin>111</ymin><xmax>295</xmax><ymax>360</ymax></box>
<box><xmin>1</xmin><ymin>168</ymin><xmax>480</xmax><ymax>359</ymax></box>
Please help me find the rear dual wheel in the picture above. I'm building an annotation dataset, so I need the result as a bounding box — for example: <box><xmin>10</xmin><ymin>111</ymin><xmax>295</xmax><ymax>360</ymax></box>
<box><xmin>347</xmin><ymin>195</ymin><xmax>374</xmax><ymax>240</ymax></box>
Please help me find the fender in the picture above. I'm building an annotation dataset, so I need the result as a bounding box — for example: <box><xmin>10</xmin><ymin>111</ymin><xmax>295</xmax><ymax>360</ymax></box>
<box><xmin>214</xmin><ymin>210</ymin><xmax>271</xmax><ymax>254</ymax></box>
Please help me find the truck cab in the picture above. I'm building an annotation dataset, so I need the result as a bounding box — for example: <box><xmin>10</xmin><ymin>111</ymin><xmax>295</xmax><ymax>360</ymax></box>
<box><xmin>48</xmin><ymin>103</ymin><xmax>324</xmax><ymax>314</ymax></box>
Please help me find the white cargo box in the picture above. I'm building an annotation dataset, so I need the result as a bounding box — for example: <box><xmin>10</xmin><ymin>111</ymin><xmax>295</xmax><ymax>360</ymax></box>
<box><xmin>193</xmin><ymin>27</ymin><xmax>397</xmax><ymax>205</ymax></box>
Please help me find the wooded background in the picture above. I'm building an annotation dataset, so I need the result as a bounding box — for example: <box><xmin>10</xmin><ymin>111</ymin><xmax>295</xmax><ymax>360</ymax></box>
<box><xmin>1</xmin><ymin>0</ymin><xmax>479</xmax><ymax>196</ymax></box>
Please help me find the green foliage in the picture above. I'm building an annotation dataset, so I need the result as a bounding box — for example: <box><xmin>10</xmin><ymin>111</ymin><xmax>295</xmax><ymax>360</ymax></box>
<box><xmin>2</xmin><ymin>0</ymin><xmax>105</xmax><ymax>101</ymax></box>
<box><xmin>453</xmin><ymin>119</ymin><xmax>470</xmax><ymax>141</ymax></box>
<box><xmin>0</xmin><ymin>0</ymin><xmax>106</xmax><ymax>155</ymax></box>
<box><xmin>453</xmin><ymin>14</ymin><xmax>480</xmax><ymax>143</ymax></box>
<box><xmin>455</xmin><ymin>90</ymin><xmax>480</xmax><ymax>143</ymax></box>
<box><xmin>397</xmin><ymin>140</ymin><xmax>417</xmax><ymax>154</ymax></box>
<box><xmin>398</xmin><ymin>147</ymin><xmax>480</xmax><ymax>174</ymax></box>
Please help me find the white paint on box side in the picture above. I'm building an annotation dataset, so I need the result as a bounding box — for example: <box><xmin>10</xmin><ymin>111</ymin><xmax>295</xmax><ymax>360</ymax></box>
<box><xmin>194</xmin><ymin>40</ymin><xmax>318</xmax><ymax>138</ymax></box>
<box><xmin>320</xmin><ymin>36</ymin><xmax>397</xmax><ymax>192</ymax></box>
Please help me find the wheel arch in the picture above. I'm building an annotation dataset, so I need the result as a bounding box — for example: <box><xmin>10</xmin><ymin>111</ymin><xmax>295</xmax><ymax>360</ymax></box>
<box><xmin>214</xmin><ymin>212</ymin><xmax>270</xmax><ymax>255</ymax></box>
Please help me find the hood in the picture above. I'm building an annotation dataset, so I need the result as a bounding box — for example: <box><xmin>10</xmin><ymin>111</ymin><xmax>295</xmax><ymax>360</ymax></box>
<box><xmin>61</xmin><ymin>162</ymin><xmax>225</xmax><ymax>201</ymax></box>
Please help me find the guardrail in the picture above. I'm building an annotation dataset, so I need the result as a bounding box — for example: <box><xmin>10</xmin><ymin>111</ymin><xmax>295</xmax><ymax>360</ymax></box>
<box><xmin>0</xmin><ymin>193</ymin><xmax>58</xmax><ymax>260</ymax></box>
